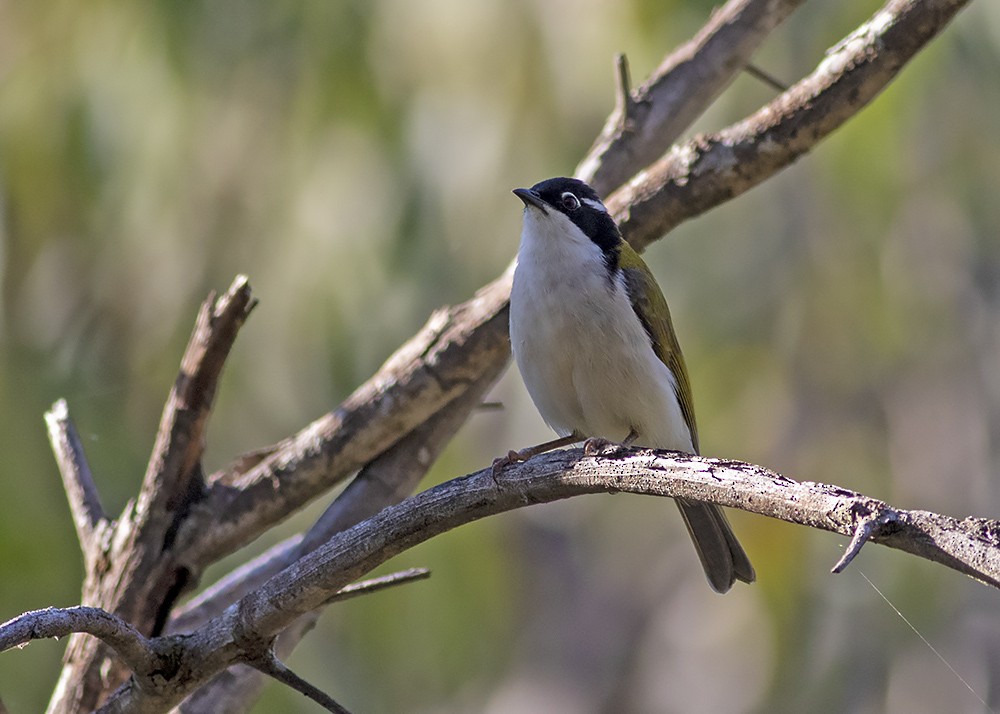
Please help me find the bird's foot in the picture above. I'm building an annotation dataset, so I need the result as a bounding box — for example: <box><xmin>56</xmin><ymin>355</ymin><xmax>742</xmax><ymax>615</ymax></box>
<box><xmin>584</xmin><ymin>428</ymin><xmax>639</xmax><ymax>457</ymax></box>
<box><xmin>491</xmin><ymin>449</ymin><xmax>527</xmax><ymax>483</ymax></box>
<box><xmin>583</xmin><ymin>437</ymin><xmax>621</xmax><ymax>456</ymax></box>
<box><xmin>492</xmin><ymin>434</ymin><xmax>583</xmax><ymax>482</ymax></box>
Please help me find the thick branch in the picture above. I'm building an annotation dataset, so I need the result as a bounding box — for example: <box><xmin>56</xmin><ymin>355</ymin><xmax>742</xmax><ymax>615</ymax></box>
<box><xmin>230</xmin><ymin>449</ymin><xmax>1000</xmax><ymax>632</ymax></box>
<box><xmin>576</xmin><ymin>0</ymin><xmax>806</xmax><ymax>196</ymax></box>
<box><xmin>608</xmin><ymin>0</ymin><xmax>972</xmax><ymax>252</ymax></box>
<box><xmin>18</xmin><ymin>449</ymin><xmax>998</xmax><ymax>713</ymax></box>
<box><xmin>48</xmin><ymin>276</ymin><xmax>257</xmax><ymax>714</ymax></box>
<box><xmin>173</xmin><ymin>273</ymin><xmax>513</xmax><ymax>570</ymax></box>
<box><xmin>136</xmin><ymin>274</ymin><xmax>257</xmax><ymax>537</ymax></box>
<box><xmin>170</xmin><ymin>373</ymin><xmax>498</xmax><ymax>712</ymax></box>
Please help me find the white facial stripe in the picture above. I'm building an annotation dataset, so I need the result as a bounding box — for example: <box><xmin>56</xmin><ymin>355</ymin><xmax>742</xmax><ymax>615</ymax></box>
<box><xmin>581</xmin><ymin>197</ymin><xmax>608</xmax><ymax>214</ymax></box>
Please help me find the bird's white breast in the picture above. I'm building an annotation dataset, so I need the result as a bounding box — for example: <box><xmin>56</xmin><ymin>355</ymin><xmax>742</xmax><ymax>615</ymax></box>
<box><xmin>510</xmin><ymin>209</ymin><xmax>693</xmax><ymax>451</ymax></box>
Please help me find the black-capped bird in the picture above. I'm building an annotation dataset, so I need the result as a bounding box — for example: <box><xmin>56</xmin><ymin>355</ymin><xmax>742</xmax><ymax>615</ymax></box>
<box><xmin>502</xmin><ymin>176</ymin><xmax>754</xmax><ymax>593</ymax></box>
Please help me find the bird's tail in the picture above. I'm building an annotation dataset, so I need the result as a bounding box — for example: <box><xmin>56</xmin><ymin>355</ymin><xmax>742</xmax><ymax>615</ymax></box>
<box><xmin>676</xmin><ymin>499</ymin><xmax>755</xmax><ymax>593</ymax></box>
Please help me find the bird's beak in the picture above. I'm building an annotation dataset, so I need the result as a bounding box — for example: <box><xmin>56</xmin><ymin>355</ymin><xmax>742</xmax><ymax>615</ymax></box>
<box><xmin>513</xmin><ymin>188</ymin><xmax>548</xmax><ymax>214</ymax></box>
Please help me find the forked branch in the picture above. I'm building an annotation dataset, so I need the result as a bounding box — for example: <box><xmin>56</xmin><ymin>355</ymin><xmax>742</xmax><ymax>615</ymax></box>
<box><xmin>609</xmin><ymin>0</ymin><xmax>972</xmax><ymax>251</ymax></box>
<box><xmin>23</xmin><ymin>0</ymin><xmax>976</xmax><ymax>711</ymax></box>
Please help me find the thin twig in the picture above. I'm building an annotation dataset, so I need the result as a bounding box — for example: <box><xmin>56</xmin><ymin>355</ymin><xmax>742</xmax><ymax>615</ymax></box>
<box><xmin>325</xmin><ymin>568</ymin><xmax>431</xmax><ymax>606</ymax></box>
<box><xmin>743</xmin><ymin>62</ymin><xmax>788</xmax><ymax>92</ymax></box>
<box><xmin>613</xmin><ymin>53</ymin><xmax>635</xmax><ymax>127</ymax></box>
<box><xmin>45</xmin><ymin>399</ymin><xmax>107</xmax><ymax>556</ymax></box>
<box><xmin>245</xmin><ymin>651</ymin><xmax>352</xmax><ymax>714</ymax></box>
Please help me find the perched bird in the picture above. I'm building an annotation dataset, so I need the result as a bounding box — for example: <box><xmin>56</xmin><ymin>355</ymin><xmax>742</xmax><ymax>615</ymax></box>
<box><xmin>502</xmin><ymin>176</ymin><xmax>754</xmax><ymax>593</ymax></box>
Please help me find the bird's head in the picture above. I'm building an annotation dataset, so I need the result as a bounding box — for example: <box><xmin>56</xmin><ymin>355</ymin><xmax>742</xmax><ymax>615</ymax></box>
<box><xmin>513</xmin><ymin>177</ymin><xmax>622</xmax><ymax>268</ymax></box>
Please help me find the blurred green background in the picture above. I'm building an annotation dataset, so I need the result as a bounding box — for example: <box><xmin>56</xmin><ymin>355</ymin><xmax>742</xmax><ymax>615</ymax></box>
<box><xmin>2</xmin><ymin>0</ymin><xmax>1000</xmax><ymax>712</ymax></box>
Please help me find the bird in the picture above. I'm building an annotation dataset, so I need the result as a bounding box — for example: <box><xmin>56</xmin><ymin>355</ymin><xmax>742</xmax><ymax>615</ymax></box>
<box><xmin>500</xmin><ymin>176</ymin><xmax>755</xmax><ymax>593</ymax></box>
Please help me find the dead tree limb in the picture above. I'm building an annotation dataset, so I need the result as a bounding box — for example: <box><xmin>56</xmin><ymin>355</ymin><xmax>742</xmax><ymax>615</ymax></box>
<box><xmin>170</xmin><ymin>373</ymin><xmax>500</xmax><ymax>713</ymax></box>
<box><xmin>577</xmin><ymin>0</ymin><xmax>807</xmax><ymax>195</ymax></box>
<box><xmin>609</xmin><ymin>0</ymin><xmax>972</xmax><ymax>251</ymax></box>
<box><xmin>22</xmin><ymin>0</ymin><xmax>974</xmax><ymax>710</ymax></box>
<box><xmin>172</xmin><ymin>274</ymin><xmax>513</xmax><ymax>571</ymax></box>
<box><xmin>6</xmin><ymin>449</ymin><xmax>999</xmax><ymax>714</ymax></box>
<box><xmin>47</xmin><ymin>276</ymin><xmax>257</xmax><ymax>714</ymax></box>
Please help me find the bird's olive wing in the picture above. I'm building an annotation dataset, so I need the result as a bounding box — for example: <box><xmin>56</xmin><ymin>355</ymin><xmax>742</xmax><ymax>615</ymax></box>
<box><xmin>618</xmin><ymin>242</ymin><xmax>700</xmax><ymax>453</ymax></box>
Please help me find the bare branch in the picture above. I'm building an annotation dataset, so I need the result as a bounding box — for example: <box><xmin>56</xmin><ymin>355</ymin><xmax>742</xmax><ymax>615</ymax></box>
<box><xmin>47</xmin><ymin>276</ymin><xmax>257</xmax><ymax>714</ymax></box>
<box><xmin>609</xmin><ymin>0</ymin><xmax>972</xmax><ymax>252</ymax></box>
<box><xmin>324</xmin><ymin>568</ymin><xmax>431</xmax><ymax>605</ymax></box>
<box><xmin>174</xmin><ymin>274</ymin><xmax>512</xmax><ymax>570</ymax></box>
<box><xmin>137</xmin><ymin>274</ymin><xmax>257</xmax><ymax>535</ymax></box>
<box><xmin>169</xmin><ymin>563</ymin><xmax>429</xmax><ymax>634</ymax></box>
<box><xmin>44</xmin><ymin>400</ymin><xmax>108</xmax><ymax>559</ymax></box>
<box><xmin>577</xmin><ymin>0</ymin><xmax>806</xmax><ymax>195</ymax></box>
<box><xmin>743</xmin><ymin>62</ymin><xmax>788</xmax><ymax>92</ymax></box>
<box><xmin>170</xmin><ymin>376</ymin><xmax>496</xmax><ymax>712</ymax></box>
<box><xmin>168</xmin><ymin>538</ymin><xmax>304</xmax><ymax>633</ymax></box>
<box><xmin>244</xmin><ymin>652</ymin><xmax>351</xmax><ymax>714</ymax></box>
<box><xmin>0</xmin><ymin>607</ymin><xmax>155</xmax><ymax>677</ymax></box>
<box><xmin>228</xmin><ymin>450</ymin><xmax>1000</xmax><ymax>638</ymax></box>
<box><xmin>33</xmin><ymin>449</ymin><xmax>1000</xmax><ymax>713</ymax></box>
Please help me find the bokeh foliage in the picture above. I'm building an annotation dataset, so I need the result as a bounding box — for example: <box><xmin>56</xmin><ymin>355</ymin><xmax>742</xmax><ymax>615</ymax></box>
<box><xmin>2</xmin><ymin>1</ymin><xmax>999</xmax><ymax>712</ymax></box>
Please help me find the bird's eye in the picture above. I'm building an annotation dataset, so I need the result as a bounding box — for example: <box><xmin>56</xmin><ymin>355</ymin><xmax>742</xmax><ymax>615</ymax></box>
<box><xmin>560</xmin><ymin>192</ymin><xmax>581</xmax><ymax>211</ymax></box>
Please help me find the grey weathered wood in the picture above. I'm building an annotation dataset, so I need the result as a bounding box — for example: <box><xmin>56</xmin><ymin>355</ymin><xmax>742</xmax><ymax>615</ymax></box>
<box><xmin>6</xmin><ymin>448</ymin><xmax>998</xmax><ymax>714</ymax></box>
<box><xmin>577</xmin><ymin>0</ymin><xmax>807</xmax><ymax>196</ymax></box>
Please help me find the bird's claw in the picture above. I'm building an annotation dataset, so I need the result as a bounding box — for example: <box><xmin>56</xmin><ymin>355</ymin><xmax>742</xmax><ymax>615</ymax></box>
<box><xmin>583</xmin><ymin>437</ymin><xmax>621</xmax><ymax>456</ymax></box>
<box><xmin>491</xmin><ymin>449</ymin><xmax>524</xmax><ymax>483</ymax></box>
